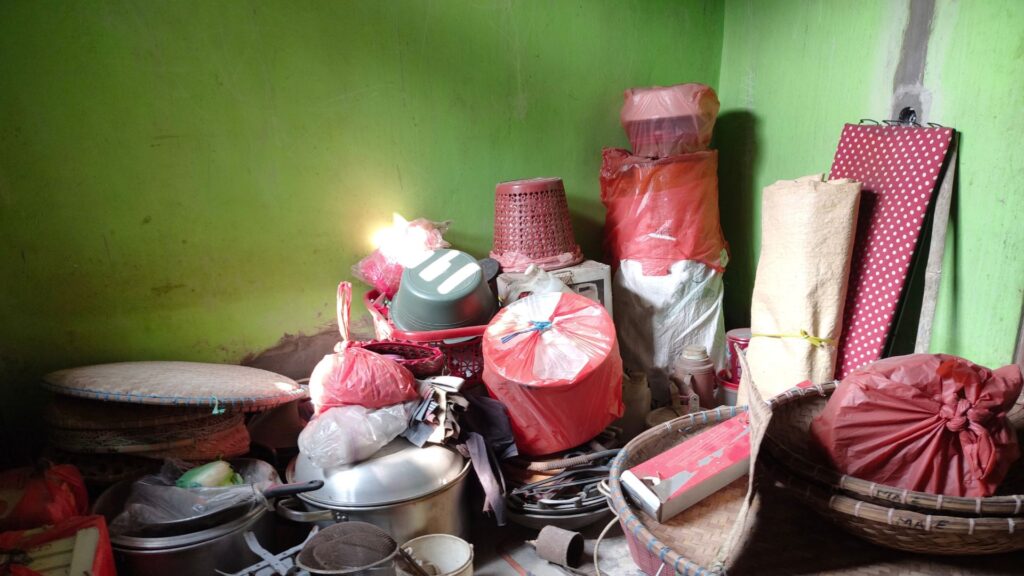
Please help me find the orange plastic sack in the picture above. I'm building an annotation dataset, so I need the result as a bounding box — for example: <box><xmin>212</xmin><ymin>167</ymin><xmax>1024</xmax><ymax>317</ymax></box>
<box><xmin>621</xmin><ymin>83</ymin><xmax>719</xmax><ymax>158</ymax></box>
<box><xmin>600</xmin><ymin>148</ymin><xmax>728</xmax><ymax>276</ymax></box>
<box><xmin>482</xmin><ymin>292</ymin><xmax>623</xmax><ymax>456</ymax></box>
<box><xmin>308</xmin><ymin>282</ymin><xmax>419</xmax><ymax>413</ymax></box>
<box><xmin>811</xmin><ymin>354</ymin><xmax>1024</xmax><ymax>497</ymax></box>
<box><xmin>0</xmin><ymin>464</ymin><xmax>87</xmax><ymax>531</ymax></box>
<box><xmin>0</xmin><ymin>515</ymin><xmax>115</xmax><ymax>576</ymax></box>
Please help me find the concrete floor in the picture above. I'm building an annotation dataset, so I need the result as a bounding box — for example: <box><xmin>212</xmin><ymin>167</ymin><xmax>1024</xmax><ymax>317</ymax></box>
<box><xmin>471</xmin><ymin>512</ymin><xmax>644</xmax><ymax>576</ymax></box>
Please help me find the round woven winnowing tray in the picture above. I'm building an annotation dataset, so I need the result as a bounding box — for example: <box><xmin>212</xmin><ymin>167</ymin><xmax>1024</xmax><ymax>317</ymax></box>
<box><xmin>44</xmin><ymin>395</ymin><xmax>213</xmax><ymax>430</ymax></box>
<box><xmin>48</xmin><ymin>413</ymin><xmax>244</xmax><ymax>455</ymax></box>
<box><xmin>42</xmin><ymin>447</ymin><xmax>161</xmax><ymax>486</ymax></box>
<box><xmin>43</xmin><ymin>361</ymin><xmax>306</xmax><ymax>411</ymax></box>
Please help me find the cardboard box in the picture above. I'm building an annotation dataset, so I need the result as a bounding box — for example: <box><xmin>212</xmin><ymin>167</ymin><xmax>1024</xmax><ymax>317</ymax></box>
<box><xmin>497</xmin><ymin>260</ymin><xmax>612</xmax><ymax>316</ymax></box>
<box><xmin>620</xmin><ymin>413</ymin><xmax>750</xmax><ymax>522</ymax></box>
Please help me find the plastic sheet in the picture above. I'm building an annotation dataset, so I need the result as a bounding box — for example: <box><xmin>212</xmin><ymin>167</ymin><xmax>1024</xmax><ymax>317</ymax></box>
<box><xmin>109</xmin><ymin>459</ymin><xmax>278</xmax><ymax>537</ymax></box>
<box><xmin>0</xmin><ymin>464</ymin><xmax>87</xmax><ymax>531</ymax></box>
<box><xmin>614</xmin><ymin>259</ymin><xmax>725</xmax><ymax>405</ymax></box>
<box><xmin>298</xmin><ymin>402</ymin><xmax>415</xmax><ymax>468</ymax></box>
<box><xmin>600</xmin><ymin>148</ymin><xmax>728</xmax><ymax>276</ymax></box>
<box><xmin>482</xmin><ymin>292</ymin><xmax>623</xmax><ymax>456</ymax></box>
<box><xmin>309</xmin><ymin>283</ymin><xmax>420</xmax><ymax>413</ymax></box>
<box><xmin>811</xmin><ymin>354</ymin><xmax>1024</xmax><ymax>497</ymax></box>
<box><xmin>621</xmin><ymin>83</ymin><xmax>719</xmax><ymax>158</ymax></box>
<box><xmin>498</xmin><ymin>264</ymin><xmax>572</xmax><ymax>305</ymax></box>
<box><xmin>0</xmin><ymin>515</ymin><xmax>116</xmax><ymax>576</ymax></box>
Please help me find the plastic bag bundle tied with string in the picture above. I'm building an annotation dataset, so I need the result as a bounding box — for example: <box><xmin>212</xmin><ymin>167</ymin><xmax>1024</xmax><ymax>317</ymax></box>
<box><xmin>483</xmin><ymin>292</ymin><xmax>623</xmax><ymax>456</ymax></box>
<box><xmin>811</xmin><ymin>354</ymin><xmax>1024</xmax><ymax>497</ymax></box>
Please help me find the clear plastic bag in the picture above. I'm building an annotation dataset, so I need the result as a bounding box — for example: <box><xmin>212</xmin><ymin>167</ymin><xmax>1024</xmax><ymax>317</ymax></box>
<box><xmin>298</xmin><ymin>401</ymin><xmax>415</xmax><ymax>468</ymax></box>
<box><xmin>498</xmin><ymin>264</ymin><xmax>572</xmax><ymax>305</ymax></box>
<box><xmin>108</xmin><ymin>459</ymin><xmax>278</xmax><ymax>537</ymax></box>
<box><xmin>620</xmin><ymin>83</ymin><xmax>719</xmax><ymax>158</ymax></box>
<box><xmin>482</xmin><ymin>292</ymin><xmax>623</xmax><ymax>456</ymax></box>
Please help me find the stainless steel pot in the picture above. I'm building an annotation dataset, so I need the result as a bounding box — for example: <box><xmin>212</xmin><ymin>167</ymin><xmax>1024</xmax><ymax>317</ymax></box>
<box><xmin>94</xmin><ymin>479</ymin><xmax>277</xmax><ymax>576</ymax></box>
<box><xmin>279</xmin><ymin>439</ymin><xmax>472</xmax><ymax>543</ymax></box>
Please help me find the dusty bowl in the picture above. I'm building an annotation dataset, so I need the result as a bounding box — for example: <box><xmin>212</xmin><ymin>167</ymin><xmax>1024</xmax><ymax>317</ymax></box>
<box><xmin>390</xmin><ymin>249</ymin><xmax>496</xmax><ymax>332</ymax></box>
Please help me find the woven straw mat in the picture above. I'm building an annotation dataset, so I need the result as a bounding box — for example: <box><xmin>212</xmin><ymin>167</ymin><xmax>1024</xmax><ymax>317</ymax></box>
<box><xmin>43</xmin><ymin>361</ymin><xmax>306</xmax><ymax>411</ymax></box>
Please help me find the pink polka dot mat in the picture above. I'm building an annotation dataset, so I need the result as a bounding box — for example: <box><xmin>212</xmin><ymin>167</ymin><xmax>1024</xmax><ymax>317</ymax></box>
<box><xmin>830</xmin><ymin>124</ymin><xmax>954</xmax><ymax>378</ymax></box>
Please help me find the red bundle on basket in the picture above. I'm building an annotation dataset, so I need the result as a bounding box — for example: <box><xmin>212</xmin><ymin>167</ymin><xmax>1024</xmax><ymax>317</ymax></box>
<box><xmin>482</xmin><ymin>292</ymin><xmax>623</xmax><ymax>456</ymax></box>
<box><xmin>308</xmin><ymin>283</ymin><xmax>420</xmax><ymax>414</ymax></box>
<box><xmin>811</xmin><ymin>354</ymin><xmax>1024</xmax><ymax>497</ymax></box>
<box><xmin>0</xmin><ymin>464</ymin><xmax>87</xmax><ymax>531</ymax></box>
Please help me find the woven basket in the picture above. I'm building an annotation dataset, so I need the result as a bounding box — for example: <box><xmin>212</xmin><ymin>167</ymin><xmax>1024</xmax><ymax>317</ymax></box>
<box><xmin>349</xmin><ymin>340</ymin><xmax>444</xmax><ymax>378</ymax></box>
<box><xmin>765</xmin><ymin>452</ymin><xmax>1024</xmax><ymax>555</ymax></box>
<box><xmin>764</xmin><ymin>382</ymin><xmax>1024</xmax><ymax>518</ymax></box>
<box><xmin>49</xmin><ymin>413</ymin><xmax>248</xmax><ymax>460</ymax></box>
<box><xmin>608</xmin><ymin>406</ymin><xmax>749</xmax><ymax>575</ymax></box>
<box><xmin>490</xmin><ymin>178</ymin><xmax>583</xmax><ymax>272</ymax></box>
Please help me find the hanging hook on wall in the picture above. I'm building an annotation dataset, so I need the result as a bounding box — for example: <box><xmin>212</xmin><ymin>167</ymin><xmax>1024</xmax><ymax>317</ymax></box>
<box><xmin>857</xmin><ymin>107</ymin><xmax>944</xmax><ymax>128</ymax></box>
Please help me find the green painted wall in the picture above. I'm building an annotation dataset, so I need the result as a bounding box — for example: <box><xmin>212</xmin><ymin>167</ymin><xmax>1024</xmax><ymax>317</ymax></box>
<box><xmin>717</xmin><ymin>0</ymin><xmax>1024</xmax><ymax>368</ymax></box>
<box><xmin>0</xmin><ymin>0</ymin><xmax>724</xmax><ymax>445</ymax></box>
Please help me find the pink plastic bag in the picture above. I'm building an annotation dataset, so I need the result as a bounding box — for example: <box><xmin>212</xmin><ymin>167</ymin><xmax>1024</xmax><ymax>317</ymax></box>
<box><xmin>353</xmin><ymin>215</ymin><xmax>449</xmax><ymax>299</ymax></box>
<box><xmin>308</xmin><ymin>283</ymin><xmax>419</xmax><ymax>413</ymax></box>
<box><xmin>600</xmin><ymin>148</ymin><xmax>728</xmax><ymax>275</ymax></box>
<box><xmin>810</xmin><ymin>354</ymin><xmax>1024</xmax><ymax>497</ymax></box>
<box><xmin>482</xmin><ymin>292</ymin><xmax>623</xmax><ymax>456</ymax></box>
<box><xmin>620</xmin><ymin>83</ymin><xmax>719</xmax><ymax>158</ymax></box>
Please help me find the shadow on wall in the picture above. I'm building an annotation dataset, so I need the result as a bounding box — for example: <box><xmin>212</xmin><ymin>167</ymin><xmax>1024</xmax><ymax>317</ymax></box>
<box><xmin>715</xmin><ymin>110</ymin><xmax>760</xmax><ymax>329</ymax></box>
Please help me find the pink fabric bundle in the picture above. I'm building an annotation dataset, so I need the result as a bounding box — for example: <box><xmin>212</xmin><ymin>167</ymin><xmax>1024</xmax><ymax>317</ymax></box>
<box><xmin>811</xmin><ymin>354</ymin><xmax>1023</xmax><ymax>497</ymax></box>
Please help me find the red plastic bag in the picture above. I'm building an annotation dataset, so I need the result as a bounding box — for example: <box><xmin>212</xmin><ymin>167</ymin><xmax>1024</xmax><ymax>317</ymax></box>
<box><xmin>620</xmin><ymin>83</ymin><xmax>719</xmax><ymax>158</ymax></box>
<box><xmin>0</xmin><ymin>515</ymin><xmax>116</xmax><ymax>576</ymax></box>
<box><xmin>810</xmin><ymin>354</ymin><xmax>1024</xmax><ymax>497</ymax></box>
<box><xmin>482</xmin><ymin>292</ymin><xmax>623</xmax><ymax>456</ymax></box>
<box><xmin>308</xmin><ymin>282</ymin><xmax>419</xmax><ymax>413</ymax></box>
<box><xmin>600</xmin><ymin>148</ymin><xmax>728</xmax><ymax>276</ymax></box>
<box><xmin>0</xmin><ymin>464</ymin><xmax>87</xmax><ymax>531</ymax></box>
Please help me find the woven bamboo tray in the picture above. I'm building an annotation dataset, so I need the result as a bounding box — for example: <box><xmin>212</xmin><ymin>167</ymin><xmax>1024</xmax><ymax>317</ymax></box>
<box><xmin>764</xmin><ymin>382</ymin><xmax>1024</xmax><ymax>517</ymax></box>
<box><xmin>765</xmin><ymin>452</ymin><xmax>1024</xmax><ymax>555</ymax></box>
<box><xmin>608</xmin><ymin>406</ymin><xmax>750</xmax><ymax>575</ymax></box>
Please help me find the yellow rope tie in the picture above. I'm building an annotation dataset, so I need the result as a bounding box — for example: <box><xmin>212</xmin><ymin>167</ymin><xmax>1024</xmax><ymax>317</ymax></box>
<box><xmin>750</xmin><ymin>329</ymin><xmax>835</xmax><ymax>348</ymax></box>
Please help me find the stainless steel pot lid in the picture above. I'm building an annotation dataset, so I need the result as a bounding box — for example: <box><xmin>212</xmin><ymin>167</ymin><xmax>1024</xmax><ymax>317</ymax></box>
<box><xmin>290</xmin><ymin>438</ymin><xmax>466</xmax><ymax>508</ymax></box>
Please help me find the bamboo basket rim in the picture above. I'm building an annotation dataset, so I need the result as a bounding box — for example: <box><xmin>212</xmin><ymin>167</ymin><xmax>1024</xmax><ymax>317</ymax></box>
<box><xmin>766</xmin><ymin>381</ymin><xmax>1024</xmax><ymax>517</ymax></box>
<box><xmin>608</xmin><ymin>405</ymin><xmax>747</xmax><ymax>576</ymax></box>
<box><xmin>767</xmin><ymin>454</ymin><xmax>1024</xmax><ymax>536</ymax></box>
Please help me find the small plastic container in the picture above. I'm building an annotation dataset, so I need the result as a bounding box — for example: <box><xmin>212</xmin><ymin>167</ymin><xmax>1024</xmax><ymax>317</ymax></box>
<box><xmin>718</xmin><ymin>379</ymin><xmax>739</xmax><ymax>406</ymax></box>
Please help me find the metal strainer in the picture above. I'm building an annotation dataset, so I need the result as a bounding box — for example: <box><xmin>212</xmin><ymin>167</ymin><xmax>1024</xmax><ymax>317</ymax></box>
<box><xmin>295</xmin><ymin>522</ymin><xmax>398</xmax><ymax>575</ymax></box>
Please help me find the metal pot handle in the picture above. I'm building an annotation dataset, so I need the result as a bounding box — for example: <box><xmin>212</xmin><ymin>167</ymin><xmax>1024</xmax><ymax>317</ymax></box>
<box><xmin>275</xmin><ymin>496</ymin><xmax>347</xmax><ymax>523</ymax></box>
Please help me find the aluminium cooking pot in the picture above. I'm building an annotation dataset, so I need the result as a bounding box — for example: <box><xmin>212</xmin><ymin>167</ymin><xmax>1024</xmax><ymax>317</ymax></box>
<box><xmin>92</xmin><ymin>461</ymin><xmax>318</xmax><ymax>576</ymax></box>
<box><xmin>278</xmin><ymin>438</ymin><xmax>471</xmax><ymax>543</ymax></box>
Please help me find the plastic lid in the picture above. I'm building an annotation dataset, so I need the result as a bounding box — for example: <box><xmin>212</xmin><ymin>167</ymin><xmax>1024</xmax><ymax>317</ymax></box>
<box><xmin>292</xmin><ymin>439</ymin><xmax>468</xmax><ymax>507</ymax></box>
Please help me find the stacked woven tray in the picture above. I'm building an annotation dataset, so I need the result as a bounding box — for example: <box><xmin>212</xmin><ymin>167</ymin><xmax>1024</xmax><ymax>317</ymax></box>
<box><xmin>42</xmin><ymin>361</ymin><xmax>306</xmax><ymax>485</ymax></box>
<box><xmin>759</xmin><ymin>381</ymin><xmax>1024</xmax><ymax>556</ymax></box>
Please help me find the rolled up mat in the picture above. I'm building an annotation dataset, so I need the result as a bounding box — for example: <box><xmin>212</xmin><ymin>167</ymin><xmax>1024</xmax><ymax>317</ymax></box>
<box><xmin>744</xmin><ymin>175</ymin><xmax>860</xmax><ymax>400</ymax></box>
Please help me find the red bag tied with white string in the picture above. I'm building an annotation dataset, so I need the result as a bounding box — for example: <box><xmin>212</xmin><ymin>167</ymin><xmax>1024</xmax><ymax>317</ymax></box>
<box><xmin>308</xmin><ymin>282</ymin><xmax>419</xmax><ymax>413</ymax></box>
<box><xmin>811</xmin><ymin>354</ymin><xmax>1024</xmax><ymax>497</ymax></box>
